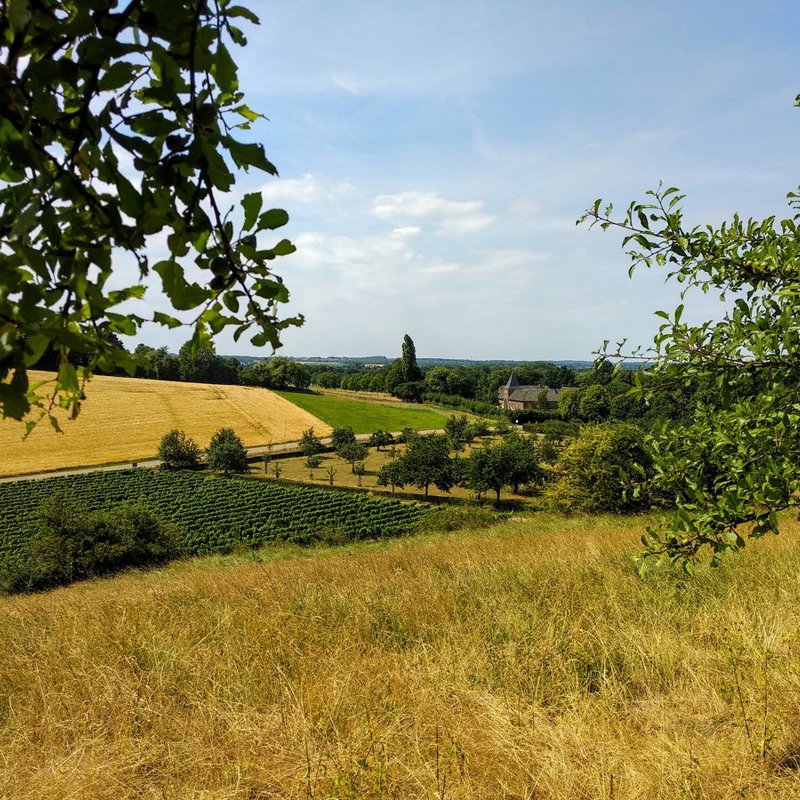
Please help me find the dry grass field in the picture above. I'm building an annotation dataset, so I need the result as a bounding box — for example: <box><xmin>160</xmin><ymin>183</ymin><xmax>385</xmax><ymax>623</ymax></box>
<box><xmin>0</xmin><ymin>372</ymin><xmax>329</xmax><ymax>477</ymax></box>
<box><xmin>3</xmin><ymin>513</ymin><xmax>800</xmax><ymax>799</ymax></box>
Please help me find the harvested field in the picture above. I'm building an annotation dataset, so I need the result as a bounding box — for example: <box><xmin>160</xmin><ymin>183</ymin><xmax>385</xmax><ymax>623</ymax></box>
<box><xmin>0</xmin><ymin>372</ymin><xmax>329</xmax><ymax>476</ymax></box>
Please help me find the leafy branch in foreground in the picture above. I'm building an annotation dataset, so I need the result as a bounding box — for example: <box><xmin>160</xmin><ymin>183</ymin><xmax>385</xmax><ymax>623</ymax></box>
<box><xmin>581</xmin><ymin>170</ymin><xmax>800</xmax><ymax>570</ymax></box>
<box><xmin>0</xmin><ymin>0</ymin><xmax>301</xmax><ymax>427</ymax></box>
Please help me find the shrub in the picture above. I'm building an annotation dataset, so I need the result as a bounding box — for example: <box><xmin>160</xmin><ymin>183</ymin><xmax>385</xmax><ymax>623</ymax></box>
<box><xmin>7</xmin><ymin>494</ymin><xmax>180</xmax><ymax>592</ymax></box>
<box><xmin>503</xmin><ymin>408</ymin><xmax>561</xmax><ymax>424</ymax></box>
<box><xmin>207</xmin><ymin>428</ymin><xmax>249</xmax><ymax>474</ymax></box>
<box><xmin>158</xmin><ymin>429</ymin><xmax>202</xmax><ymax>470</ymax></box>
<box><xmin>398</xmin><ymin>427</ymin><xmax>418</xmax><ymax>444</ymax></box>
<box><xmin>522</xmin><ymin>419</ymin><xmax>580</xmax><ymax>439</ymax></box>
<box><xmin>544</xmin><ymin>423</ymin><xmax>652</xmax><ymax>513</ymax></box>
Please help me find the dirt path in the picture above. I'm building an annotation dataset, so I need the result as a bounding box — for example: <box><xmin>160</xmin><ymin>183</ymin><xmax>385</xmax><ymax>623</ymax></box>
<box><xmin>0</xmin><ymin>430</ymin><xmax>445</xmax><ymax>484</ymax></box>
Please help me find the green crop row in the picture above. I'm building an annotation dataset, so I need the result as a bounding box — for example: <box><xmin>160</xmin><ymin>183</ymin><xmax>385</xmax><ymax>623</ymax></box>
<box><xmin>0</xmin><ymin>469</ymin><xmax>429</xmax><ymax>566</ymax></box>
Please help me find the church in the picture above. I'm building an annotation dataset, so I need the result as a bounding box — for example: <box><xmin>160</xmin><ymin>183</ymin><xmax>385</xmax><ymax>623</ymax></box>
<box><xmin>497</xmin><ymin>372</ymin><xmax>568</xmax><ymax>410</ymax></box>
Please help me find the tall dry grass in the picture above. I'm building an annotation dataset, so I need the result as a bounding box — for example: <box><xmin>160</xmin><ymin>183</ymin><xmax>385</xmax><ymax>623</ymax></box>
<box><xmin>2</xmin><ymin>514</ymin><xmax>800</xmax><ymax>798</ymax></box>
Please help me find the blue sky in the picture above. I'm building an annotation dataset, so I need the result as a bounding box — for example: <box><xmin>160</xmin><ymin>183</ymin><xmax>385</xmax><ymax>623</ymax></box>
<box><xmin>142</xmin><ymin>0</ymin><xmax>800</xmax><ymax>360</ymax></box>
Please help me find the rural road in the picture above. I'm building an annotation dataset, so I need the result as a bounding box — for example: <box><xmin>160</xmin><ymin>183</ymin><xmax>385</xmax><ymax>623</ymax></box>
<box><xmin>0</xmin><ymin>429</ymin><xmax>445</xmax><ymax>485</ymax></box>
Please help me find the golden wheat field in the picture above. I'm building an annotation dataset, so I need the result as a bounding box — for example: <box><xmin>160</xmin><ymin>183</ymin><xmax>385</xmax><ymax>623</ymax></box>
<box><xmin>3</xmin><ymin>513</ymin><xmax>800</xmax><ymax>799</ymax></box>
<box><xmin>0</xmin><ymin>371</ymin><xmax>330</xmax><ymax>477</ymax></box>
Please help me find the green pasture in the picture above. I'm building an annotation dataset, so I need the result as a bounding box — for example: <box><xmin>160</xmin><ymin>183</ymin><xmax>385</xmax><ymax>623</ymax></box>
<box><xmin>275</xmin><ymin>391</ymin><xmax>452</xmax><ymax>434</ymax></box>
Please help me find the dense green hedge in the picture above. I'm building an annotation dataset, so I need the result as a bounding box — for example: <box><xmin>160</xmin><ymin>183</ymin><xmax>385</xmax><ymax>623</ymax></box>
<box><xmin>0</xmin><ymin>470</ymin><xmax>429</xmax><ymax>573</ymax></box>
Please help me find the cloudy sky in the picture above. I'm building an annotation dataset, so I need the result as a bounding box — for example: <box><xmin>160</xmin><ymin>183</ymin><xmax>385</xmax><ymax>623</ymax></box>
<box><xmin>140</xmin><ymin>0</ymin><xmax>799</xmax><ymax>360</ymax></box>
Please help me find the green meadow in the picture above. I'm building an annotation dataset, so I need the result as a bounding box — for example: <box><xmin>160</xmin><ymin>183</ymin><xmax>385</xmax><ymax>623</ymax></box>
<box><xmin>275</xmin><ymin>390</ymin><xmax>455</xmax><ymax>433</ymax></box>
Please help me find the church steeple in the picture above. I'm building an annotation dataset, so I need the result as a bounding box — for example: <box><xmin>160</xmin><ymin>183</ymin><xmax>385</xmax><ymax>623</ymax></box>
<box><xmin>504</xmin><ymin>371</ymin><xmax>520</xmax><ymax>389</ymax></box>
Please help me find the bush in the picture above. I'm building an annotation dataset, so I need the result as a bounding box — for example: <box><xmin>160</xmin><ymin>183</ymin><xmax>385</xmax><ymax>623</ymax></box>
<box><xmin>522</xmin><ymin>419</ymin><xmax>581</xmax><ymax>439</ymax></box>
<box><xmin>158</xmin><ymin>429</ymin><xmax>202</xmax><ymax>470</ymax></box>
<box><xmin>503</xmin><ymin>408</ymin><xmax>561</xmax><ymax>424</ymax></box>
<box><xmin>543</xmin><ymin>423</ymin><xmax>652</xmax><ymax>513</ymax></box>
<box><xmin>207</xmin><ymin>428</ymin><xmax>249</xmax><ymax>474</ymax></box>
<box><xmin>398</xmin><ymin>427</ymin><xmax>418</xmax><ymax>444</ymax></box>
<box><xmin>5</xmin><ymin>494</ymin><xmax>180</xmax><ymax>592</ymax></box>
<box><xmin>468</xmin><ymin>419</ymin><xmax>491</xmax><ymax>438</ymax></box>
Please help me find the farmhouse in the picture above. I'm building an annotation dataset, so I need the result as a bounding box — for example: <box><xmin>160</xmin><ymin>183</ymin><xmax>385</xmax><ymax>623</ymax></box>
<box><xmin>497</xmin><ymin>372</ymin><xmax>568</xmax><ymax>410</ymax></box>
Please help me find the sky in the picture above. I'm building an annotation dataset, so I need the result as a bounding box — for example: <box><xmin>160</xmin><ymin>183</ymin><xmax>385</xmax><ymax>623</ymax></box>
<box><xmin>137</xmin><ymin>0</ymin><xmax>800</xmax><ymax>361</ymax></box>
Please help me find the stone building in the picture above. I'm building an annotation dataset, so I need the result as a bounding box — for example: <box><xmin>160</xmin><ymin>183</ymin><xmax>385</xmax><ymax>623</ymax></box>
<box><xmin>497</xmin><ymin>371</ymin><xmax>567</xmax><ymax>410</ymax></box>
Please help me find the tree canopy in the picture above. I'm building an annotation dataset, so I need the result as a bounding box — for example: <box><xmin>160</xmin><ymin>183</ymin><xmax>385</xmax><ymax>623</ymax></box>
<box><xmin>0</xmin><ymin>0</ymin><xmax>299</xmax><ymax>427</ymax></box>
<box><xmin>582</xmin><ymin>109</ymin><xmax>800</xmax><ymax>567</ymax></box>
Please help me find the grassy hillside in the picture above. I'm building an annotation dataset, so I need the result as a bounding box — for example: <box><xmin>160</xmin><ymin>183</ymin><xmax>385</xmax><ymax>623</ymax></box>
<box><xmin>2</xmin><ymin>514</ymin><xmax>800</xmax><ymax>798</ymax></box>
<box><xmin>0</xmin><ymin>372</ymin><xmax>329</xmax><ymax>476</ymax></box>
<box><xmin>275</xmin><ymin>389</ymin><xmax>453</xmax><ymax>433</ymax></box>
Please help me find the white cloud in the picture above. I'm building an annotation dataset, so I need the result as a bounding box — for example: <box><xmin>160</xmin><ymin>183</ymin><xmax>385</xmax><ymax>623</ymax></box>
<box><xmin>390</xmin><ymin>226</ymin><xmax>422</xmax><ymax>238</ymax></box>
<box><xmin>371</xmin><ymin>190</ymin><xmax>495</xmax><ymax>236</ymax></box>
<box><xmin>257</xmin><ymin>174</ymin><xmax>355</xmax><ymax>206</ymax></box>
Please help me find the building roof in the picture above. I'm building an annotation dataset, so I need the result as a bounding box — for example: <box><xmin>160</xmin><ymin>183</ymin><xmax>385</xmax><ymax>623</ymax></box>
<box><xmin>509</xmin><ymin>386</ymin><xmax>563</xmax><ymax>403</ymax></box>
<box><xmin>503</xmin><ymin>371</ymin><xmax>520</xmax><ymax>389</ymax></box>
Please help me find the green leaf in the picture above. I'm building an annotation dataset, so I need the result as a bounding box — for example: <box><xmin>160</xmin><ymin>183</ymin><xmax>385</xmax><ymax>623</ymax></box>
<box><xmin>234</xmin><ymin>104</ymin><xmax>263</xmax><ymax>123</ymax></box>
<box><xmin>8</xmin><ymin>0</ymin><xmax>31</xmax><ymax>34</ymax></box>
<box><xmin>242</xmin><ymin>192</ymin><xmax>263</xmax><ymax>231</ymax></box>
<box><xmin>154</xmin><ymin>261</ymin><xmax>210</xmax><ymax>310</ymax></box>
<box><xmin>222</xmin><ymin>136</ymin><xmax>277</xmax><ymax>175</ymax></box>
<box><xmin>258</xmin><ymin>208</ymin><xmax>289</xmax><ymax>230</ymax></box>
<box><xmin>271</xmin><ymin>239</ymin><xmax>296</xmax><ymax>257</ymax></box>
<box><xmin>153</xmin><ymin>311</ymin><xmax>183</xmax><ymax>329</ymax></box>
<box><xmin>212</xmin><ymin>44</ymin><xmax>238</xmax><ymax>93</ymax></box>
<box><xmin>226</xmin><ymin>5</ymin><xmax>260</xmax><ymax>23</ymax></box>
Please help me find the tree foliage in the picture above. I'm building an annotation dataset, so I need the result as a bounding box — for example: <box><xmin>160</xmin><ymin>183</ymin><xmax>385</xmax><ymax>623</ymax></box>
<box><xmin>0</xmin><ymin>0</ymin><xmax>299</xmax><ymax>426</ymax></box>
<box><xmin>299</xmin><ymin>427</ymin><xmax>324</xmax><ymax>458</ymax></box>
<box><xmin>338</xmin><ymin>441</ymin><xmax>367</xmax><ymax>473</ymax></box>
<box><xmin>206</xmin><ymin>427</ymin><xmax>248</xmax><ymax>475</ymax></box>
<box><xmin>368</xmin><ymin>429</ymin><xmax>393</xmax><ymax>450</ymax></box>
<box><xmin>581</xmin><ymin>154</ymin><xmax>800</xmax><ymax>567</ymax></box>
<box><xmin>331</xmin><ymin>426</ymin><xmax>356</xmax><ymax>453</ymax></box>
<box><xmin>394</xmin><ymin>434</ymin><xmax>455</xmax><ymax>497</ymax></box>
<box><xmin>544</xmin><ymin>423</ymin><xmax>651</xmax><ymax>514</ymax></box>
<box><xmin>157</xmin><ymin>428</ymin><xmax>202</xmax><ymax>470</ymax></box>
<box><xmin>465</xmin><ymin>433</ymin><xmax>540</xmax><ymax>501</ymax></box>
